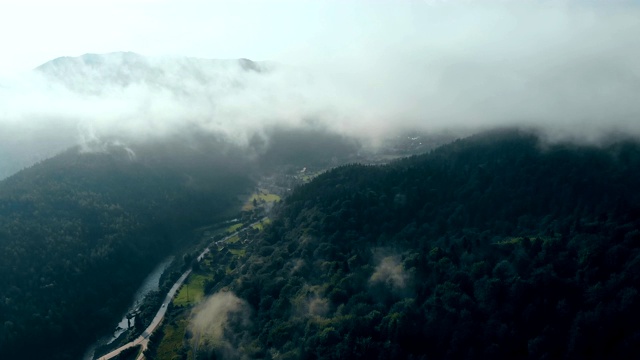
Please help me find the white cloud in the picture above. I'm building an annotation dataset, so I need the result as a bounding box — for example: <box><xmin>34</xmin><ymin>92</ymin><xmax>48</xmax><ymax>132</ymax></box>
<box><xmin>1</xmin><ymin>1</ymin><xmax>640</xmax><ymax>178</ymax></box>
<box><xmin>370</xmin><ymin>255</ymin><xmax>409</xmax><ymax>291</ymax></box>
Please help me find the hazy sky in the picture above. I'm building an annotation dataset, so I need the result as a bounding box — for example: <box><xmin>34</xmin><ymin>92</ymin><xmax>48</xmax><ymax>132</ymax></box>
<box><xmin>0</xmin><ymin>1</ymin><xmax>634</xmax><ymax>73</ymax></box>
<box><xmin>1</xmin><ymin>0</ymin><xmax>640</xmax><ymax>178</ymax></box>
<box><xmin>1</xmin><ymin>0</ymin><xmax>409</xmax><ymax>74</ymax></box>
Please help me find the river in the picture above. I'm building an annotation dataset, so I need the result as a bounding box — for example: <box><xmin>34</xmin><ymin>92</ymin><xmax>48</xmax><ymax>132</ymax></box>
<box><xmin>82</xmin><ymin>256</ymin><xmax>174</xmax><ymax>360</ymax></box>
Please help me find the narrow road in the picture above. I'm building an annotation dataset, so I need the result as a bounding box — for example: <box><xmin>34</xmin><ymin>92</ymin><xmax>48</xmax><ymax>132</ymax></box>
<box><xmin>96</xmin><ymin>218</ymin><xmax>265</xmax><ymax>360</ymax></box>
<box><xmin>97</xmin><ymin>270</ymin><xmax>191</xmax><ymax>360</ymax></box>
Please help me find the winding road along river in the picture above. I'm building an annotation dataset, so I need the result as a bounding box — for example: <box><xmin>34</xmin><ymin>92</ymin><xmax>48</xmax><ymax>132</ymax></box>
<box><xmin>96</xmin><ymin>270</ymin><xmax>191</xmax><ymax>360</ymax></box>
<box><xmin>95</xmin><ymin>219</ymin><xmax>264</xmax><ymax>360</ymax></box>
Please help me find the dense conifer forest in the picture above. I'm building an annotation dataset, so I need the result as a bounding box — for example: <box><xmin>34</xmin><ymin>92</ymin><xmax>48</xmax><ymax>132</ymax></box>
<box><xmin>0</xmin><ymin>128</ymin><xmax>361</xmax><ymax>359</ymax></box>
<box><xmin>185</xmin><ymin>130</ymin><xmax>640</xmax><ymax>359</ymax></box>
<box><xmin>0</xmin><ymin>141</ymin><xmax>252</xmax><ymax>360</ymax></box>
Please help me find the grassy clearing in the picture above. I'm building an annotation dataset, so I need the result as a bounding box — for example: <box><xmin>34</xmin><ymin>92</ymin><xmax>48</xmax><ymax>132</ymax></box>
<box><xmin>256</xmin><ymin>193</ymin><xmax>281</xmax><ymax>202</ymax></box>
<box><xmin>226</xmin><ymin>223</ymin><xmax>243</xmax><ymax>233</ymax></box>
<box><xmin>229</xmin><ymin>248</ymin><xmax>246</xmax><ymax>257</ymax></box>
<box><xmin>495</xmin><ymin>237</ymin><xmax>523</xmax><ymax>245</ymax></box>
<box><xmin>242</xmin><ymin>189</ymin><xmax>281</xmax><ymax>211</ymax></box>
<box><xmin>252</xmin><ymin>218</ymin><xmax>271</xmax><ymax>231</ymax></box>
<box><xmin>201</xmin><ymin>256</ymin><xmax>213</xmax><ymax>269</ymax></box>
<box><xmin>156</xmin><ymin>318</ymin><xmax>192</xmax><ymax>360</ymax></box>
<box><xmin>494</xmin><ymin>236</ymin><xmax>547</xmax><ymax>246</ymax></box>
<box><xmin>173</xmin><ymin>273</ymin><xmax>209</xmax><ymax>306</ymax></box>
<box><xmin>296</xmin><ymin>171</ymin><xmax>322</xmax><ymax>183</ymax></box>
<box><xmin>226</xmin><ymin>234</ymin><xmax>240</xmax><ymax>243</ymax></box>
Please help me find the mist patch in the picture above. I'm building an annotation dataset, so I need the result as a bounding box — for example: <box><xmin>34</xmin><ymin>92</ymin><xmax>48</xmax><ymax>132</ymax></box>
<box><xmin>189</xmin><ymin>291</ymin><xmax>253</xmax><ymax>360</ymax></box>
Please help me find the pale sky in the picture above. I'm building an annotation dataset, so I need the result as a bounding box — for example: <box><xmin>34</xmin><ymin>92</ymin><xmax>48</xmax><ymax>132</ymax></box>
<box><xmin>0</xmin><ymin>0</ymin><xmax>412</xmax><ymax>74</ymax></box>
<box><xmin>2</xmin><ymin>1</ymin><xmax>639</xmax><ymax>75</ymax></box>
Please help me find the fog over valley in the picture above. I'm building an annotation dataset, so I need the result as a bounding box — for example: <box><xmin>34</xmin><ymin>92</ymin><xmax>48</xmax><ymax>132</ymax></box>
<box><xmin>1</xmin><ymin>1</ymin><xmax>640</xmax><ymax>178</ymax></box>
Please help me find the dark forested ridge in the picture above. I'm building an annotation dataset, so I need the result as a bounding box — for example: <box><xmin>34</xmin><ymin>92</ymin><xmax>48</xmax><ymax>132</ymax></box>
<box><xmin>195</xmin><ymin>130</ymin><xmax>640</xmax><ymax>359</ymax></box>
<box><xmin>0</xmin><ymin>139</ymin><xmax>252</xmax><ymax>359</ymax></box>
<box><xmin>0</xmin><ymin>126</ymin><xmax>368</xmax><ymax>360</ymax></box>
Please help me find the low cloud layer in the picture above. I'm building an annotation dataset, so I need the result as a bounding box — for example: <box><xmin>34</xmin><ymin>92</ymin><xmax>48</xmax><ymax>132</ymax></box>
<box><xmin>370</xmin><ymin>255</ymin><xmax>410</xmax><ymax>291</ymax></box>
<box><xmin>1</xmin><ymin>2</ymin><xmax>639</xmax><ymax>177</ymax></box>
<box><xmin>189</xmin><ymin>291</ymin><xmax>252</xmax><ymax>359</ymax></box>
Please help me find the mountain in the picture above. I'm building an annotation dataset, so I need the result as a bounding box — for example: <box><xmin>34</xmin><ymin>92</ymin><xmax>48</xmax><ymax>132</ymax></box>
<box><xmin>2</xmin><ymin>52</ymin><xmax>445</xmax><ymax>182</ymax></box>
<box><xmin>0</xmin><ymin>52</ymin><xmax>451</xmax><ymax>359</ymax></box>
<box><xmin>172</xmin><ymin>130</ymin><xmax>640</xmax><ymax>359</ymax></box>
<box><xmin>35</xmin><ymin>52</ymin><xmax>272</xmax><ymax>95</ymax></box>
<box><xmin>0</xmin><ymin>121</ymin><xmax>370</xmax><ymax>360</ymax></box>
<box><xmin>0</xmin><ymin>136</ymin><xmax>254</xmax><ymax>359</ymax></box>
<box><xmin>0</xmin><ymin>52</ymin><xmax>286</xmax><ymax>181</ymax></box>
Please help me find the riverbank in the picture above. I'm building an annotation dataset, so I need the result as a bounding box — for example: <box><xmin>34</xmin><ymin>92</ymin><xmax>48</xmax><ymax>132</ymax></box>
<box><xmin>82</xmin><ymin>257</ymin><xmax>174</xmax><ymax>360</ymax></box>
<box><xmin>91</xmin><ymin>217</ymin><xmax>266</xmax><ymax>360</ymax></box>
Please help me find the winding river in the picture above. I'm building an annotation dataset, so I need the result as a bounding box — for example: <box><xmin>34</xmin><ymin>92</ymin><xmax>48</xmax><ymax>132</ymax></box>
<box><xmin>82</xmin><ymin>256</ymin><xmax>174</xmax><ymax>360</ymax></box>
<box><xmin>84</xmin><ymin>217</ymin><xmax>266</xmax><ymax>360</ymax></box>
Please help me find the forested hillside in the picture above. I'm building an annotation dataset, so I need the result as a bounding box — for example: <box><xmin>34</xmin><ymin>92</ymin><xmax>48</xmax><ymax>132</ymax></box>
<box><xmin>193</xmin><ymin>130</ymin><xmax>640</xmax><ymax>359</ymax></box>
<box><xmin>0</xmin><ymin>140</ymin><xmax>252</xmax><ymax>360</ymax></box>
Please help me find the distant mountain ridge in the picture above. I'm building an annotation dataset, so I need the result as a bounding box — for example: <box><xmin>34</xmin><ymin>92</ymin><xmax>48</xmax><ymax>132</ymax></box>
<box><xmin>0</xmin><ymin>52</ymin><xmax>301</xmax><ymax>181</ymax></box>
<box><xmin>35</xmin><ymin>52</ymin><xmax>273</xmax><ymax>95</ymax></box>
